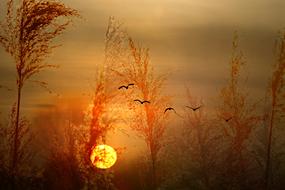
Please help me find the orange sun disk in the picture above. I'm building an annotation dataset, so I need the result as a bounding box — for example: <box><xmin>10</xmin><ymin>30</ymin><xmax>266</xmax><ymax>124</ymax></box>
<box><xmin>90</xmin><ymin>144</ymin><xmax>117</xmax><ymax>169</ymax></box>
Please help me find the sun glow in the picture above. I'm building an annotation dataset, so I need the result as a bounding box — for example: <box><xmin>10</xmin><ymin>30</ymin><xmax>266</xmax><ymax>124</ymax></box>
<box><xmin>90</xmin><ymin>144</ymin><xmax>117</xmax><ymax>169</ymax></box>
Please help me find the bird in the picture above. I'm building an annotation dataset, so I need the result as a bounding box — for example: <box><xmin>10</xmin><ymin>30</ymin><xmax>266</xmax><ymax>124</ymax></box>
<box><xmin>134</xmin><ymin>99</ymin><xmax>150</xmax><ymax>104</ymax></box>
<box><xmin>164</xmin><ymin>107</ymin><xmax>176</xmax><ymax>114</ymax></box>
<box><xmin>118</xmin><ymin>83</ymin><xmax>135</xmax><ymax>90</ymax></box>
<box><xmin>224</xmin><ymin>117</ymin><xmax>232</xmax><ymax>122</ymax></box>
<box><xmin>186</xmin><ymin>105</ymin><xmax>202</xmax><ymax>111</ymax></box>
<box><xmin>164</xmin><ymin>107</ymin><xmax>184</xmax><ymax>118</ymax></box>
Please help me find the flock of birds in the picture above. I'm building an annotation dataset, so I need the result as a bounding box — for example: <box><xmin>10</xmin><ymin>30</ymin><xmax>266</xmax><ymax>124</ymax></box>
<box><xmin>0</xmin><ymin>82</ymin><xmax>233</xmax><ymax>122</ymax></box>
<box><xmin>118</xmin><ymin>83</ymin><xmax>192</xmax><ymax>115</ymax></box>
<box><xmin>118</xmin><ymin>83</ymin><xmax>232</xmax><ymax>122</ymax></box>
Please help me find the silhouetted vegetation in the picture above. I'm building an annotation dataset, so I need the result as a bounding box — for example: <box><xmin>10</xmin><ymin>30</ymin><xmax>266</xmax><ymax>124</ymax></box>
<box><xmin>113</xmin><ymin>37</ymin><xmax>171</xmax><ymax>189</ymax></box>
<box><xmin>216</xmin><ymin>33</ymin><xmax>263</xmax><ymax>190</ymax></box>
<box><xmin>0</xmin><ymin>1</ymin><xmax>285</xmax><ymax>190</ymax></box>
<box><xmin>0</xmin><ymin>104</ymin><xmax>36</xmax><ymax>189</ymax></box>
<box><xmin>0</xmin><ymin>0</ymin><xmax>79</xmax><ymax>188</ymax></box>
<box><xmin>265</xmin><ymin>31</ymin><xmax>285</xmax><ymax>190</ymax></box>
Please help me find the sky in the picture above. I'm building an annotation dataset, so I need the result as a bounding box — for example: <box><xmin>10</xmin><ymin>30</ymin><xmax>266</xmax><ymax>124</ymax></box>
<box><xmin>0</xmin><ymin>0</ymin><xmax>285</xmax><ymax>118</ymax></box>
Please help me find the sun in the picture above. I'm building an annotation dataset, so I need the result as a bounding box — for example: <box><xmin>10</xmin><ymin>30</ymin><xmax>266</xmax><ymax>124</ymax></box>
<box><xmin>90</xmin><ymin>144</ymin><xmax>117</xmax><ymax>169</ymax></box>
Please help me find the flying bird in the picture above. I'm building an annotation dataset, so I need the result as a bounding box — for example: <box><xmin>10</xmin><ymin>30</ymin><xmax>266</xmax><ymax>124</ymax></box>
<box><xmin>186</xmin><ymin>105</ymin><xmax>202</xmax><ymax>111</ymax></box>
<box><xmin>118</xmin><ymin>83</ymin><xmax>135</xmax><ymax>90</ymax></box>
<box><xmin>164</xmin><ymin>107</ymin><xmax>176</xmax><ymax>114</ymax></box>
<box><xmin>164</xmin><ymin>107</ymin><xmax>184</xmax><ymax>118</ymax></box>
<box><xmin>224</xmin><ymin>117</ymin><xmax>233</xmax><ymax>122</ymax></box>
<box><xmin>134</xmin><ymin>99</ymin><xmax>150</xmax><ymax>104</ymax></box>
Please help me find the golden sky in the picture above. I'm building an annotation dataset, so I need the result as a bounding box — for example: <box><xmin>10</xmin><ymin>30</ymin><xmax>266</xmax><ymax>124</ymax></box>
<box><xmin>1</xmin><ymin>0</ymin><xmax>285</xmax><ymax>116</ymax></box>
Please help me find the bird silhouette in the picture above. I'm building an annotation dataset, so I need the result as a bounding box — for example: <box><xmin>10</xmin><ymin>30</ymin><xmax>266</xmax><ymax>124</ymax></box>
<box><xmin>134</xmin><ymin>99</ymin><xmax>150</xmax><ymax>104</ymax></box>
<box><xmin>164</xmin><ymin>107</ymin><xmax>176</xmax><ymax>114</ymax></box>
<box><xmin>224</xmin><ymin>117</ymin><xmax>232</xmax><ymax>122</ymax></box>
<box><xmin>118</xmin><ymin>83</ymin><xmax>135</xmax><ymax>90</ymax></box>
<box><xmin>186</xmin><ymin>105</ymin><xmax>202</xmax><ymax>111</ymax></box>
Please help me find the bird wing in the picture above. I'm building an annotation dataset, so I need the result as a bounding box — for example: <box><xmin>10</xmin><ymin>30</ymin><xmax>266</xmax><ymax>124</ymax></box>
<box><xmin>143</xmin><ymin>100</ymin><xmax>150</xmax><ymax>104</ymax></box>
<box><xmin>134</xmin><ymin>99</ymin><xmax>142</xmax><ymax>103</ymax></box>
<box><xmin>119</xmin><ymin>85</ymin><xmax>127</xmax><ymax>89</ymax></box>
<box><xmin>128</xmin><ymin>83</ymin><xmax>135</xmax><ymax>87</ymax></box>
<box><xmin>186</xmin><ymin>106</ymin><xmax>194</xmax><ymax>110</ymax></box>
<box><xmin>165</xmin><ymin>108</ymin><xmax>176</xmax><ymax>113</ymax></box>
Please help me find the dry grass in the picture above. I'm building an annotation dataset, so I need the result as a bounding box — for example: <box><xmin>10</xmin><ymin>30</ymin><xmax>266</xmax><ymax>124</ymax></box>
<box><xmin>112</xmin><ymin>36</ymin><xmax>171</xmax><ymax>189</ymax></box>
<box><xmin>217</xmin><ymin>32</ymin><xmax>262</xmax><ymax>189</ymax></box>
<box><xmin>265</xmin><ymin>30</ymin><xmax>285</xmax><ymax>189</ymax></box>
<box><xmin>182</xmin><ymin>89</ymin><xmax>224</xmax><ymax>189</ymax></box>
<box><xmin>0</xmin><ymin>0</ymin><xmax>79</xmax><ymax>183</ymax></box>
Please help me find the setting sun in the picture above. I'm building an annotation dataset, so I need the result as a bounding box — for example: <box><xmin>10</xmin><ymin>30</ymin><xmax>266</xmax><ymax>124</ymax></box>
<box><xmin>0</xmin><ymin>0</ymin><xmax>284</xmax><ymax>189</ymax></box>
<box><xmin>90</xmin><ymin>145</ymin><xmax>117</xmax><ymax>169</ymax></box>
